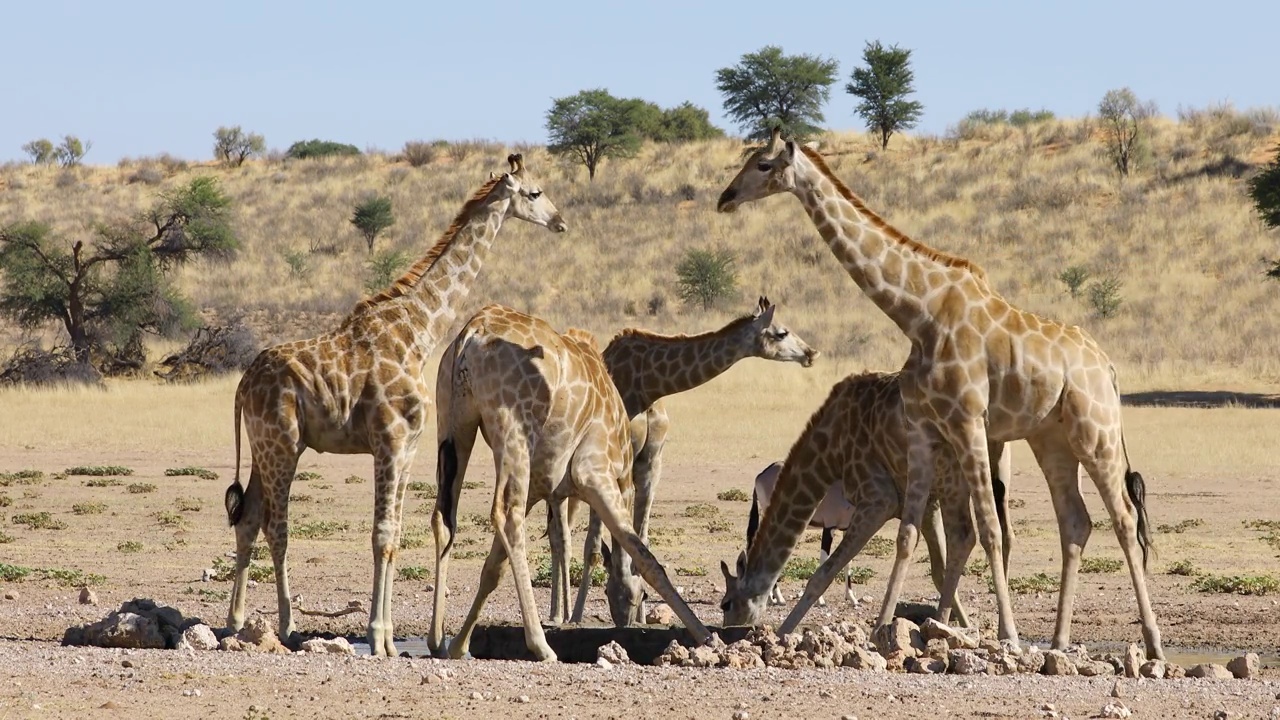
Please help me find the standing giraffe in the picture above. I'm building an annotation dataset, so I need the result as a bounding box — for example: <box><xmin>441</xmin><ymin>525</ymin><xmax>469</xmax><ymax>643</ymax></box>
<box><xmin>720</xmin><ymin>370</ymin><xmax>1014</xmax><ymax>633</ymax></box>
<box><xmin>561</xmin><ymin>296</ymin><xmax>819</xmax><ymax>624</ymax></box>
<box><xmin>428</xmin><ymin>304</ymin><xmax>710</xmax><ymax>661</ymax></box>
<box><xmin>716</xmin><ymin>128</ymin><xmax>1163</xmax><ymax>659</ymax></box>
<box><xmin>223</xmin><ymin>154</ymin><xmax>567</xmax><ymax>657</ymax></box>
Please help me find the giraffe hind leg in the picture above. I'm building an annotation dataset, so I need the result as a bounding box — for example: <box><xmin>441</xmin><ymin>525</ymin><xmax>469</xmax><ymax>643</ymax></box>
<box><xmin>227</xmin><ymin>465</ymin><xmax>264</xmax><ymax>632</ymax></box>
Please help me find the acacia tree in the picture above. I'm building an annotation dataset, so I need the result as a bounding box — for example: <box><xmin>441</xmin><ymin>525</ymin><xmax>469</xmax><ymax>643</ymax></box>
<box><xmin>1251</xmin><ymin>144</ymin><xmax>1280</xmax><ymax>279</ymax></box>
<box><xmin>545</xmin><ymin>89</ymin><xmax>644</xmax><ymax>180</ymax></box>
<box><xmin>845</xmin><ymin>40</ymin><xmax>924</xmax><ymax>150</ymax></box>
<box><xmin>0</xmin><ymin>177</ymin><xmax>237</xmax><ymax>367</ymax></box>
<box><xmin>55</xmin><ymin>135</ymin><xmax>90</xmax><ymax>167</ymax></box>
<box><xmin>213</xmin><ymin>125</ymin><xmax>266</xmax><ymax>167</ymax></box>
<box><xmin>351</xmin><ymin>194</ymin><xmax>395</xmax><ymax>251</ymax></box>
<box><xmin>22</xmin><ymin>139</ymin><xmax>55</xmax><ymax>165</ymax></box>
<box><xmin>1098</xmin><ymin>88</ymin><xmax>1157</xmax><ymax>177</ymax></box>
<box><xmin>715</xmin><ymin>45</ymin><xmax>839</xmax><ymax>142</ymax></box>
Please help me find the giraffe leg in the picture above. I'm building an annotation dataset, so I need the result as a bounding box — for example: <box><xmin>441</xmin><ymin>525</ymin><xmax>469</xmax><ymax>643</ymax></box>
<box><xmin>494</xmin><ymin>469</ymin><xmax>555</xmax><ymax>661</ymax></box>
<box><xmin>1023</xmin><ymin>430</ymin><xmax>1089</xmax><ymax>652</ymax></box>
<box><xmin>930</xmin><ymin>484</ymin><xmax>976</xmax><ymax>630</ymax></box>
<box><xmin>779</xmin><ymin>500</ymin><xmax>896</xmax><ymax>636</ymax></box>
<box><xmin>547</xmin><ymin>494</ymin><xmax>572</xmax><ymax>624</ymax></box>
<box><xmin>448</xmin><ymin>533</ymin><xmax>509</xmax><ymax>659</ymax></box>
<box><xmin>951</xmin><ymin>420</ymin><xmax>1019</xmax><ymax>648</ymax></box>
<box><xmin>575</xmin><ymin>473</ymin><xmax>710</xmax><ymax>644</ymax></box>
<box><xmin>428</xmin><ymin>417</ymin><xmax>478</xmax><ymax>654</ymax></box>
<box><xmin>625</xmin><ymin>405</ymin><xmax>667</xmax><ymax>623</ymax></box>
<box><xmin>816</xmin><ymin>527</ymin><xmax>834</xmax><ymax>607</ymax></box>
<box><xmin>369</xmin><ymin>441</ymin><xmax>417</xmax><ymax>658</ymax></box>
<box><xmin>991</xmin><ymin>440</ymin><xmax>1015</xmax><ymax>575</ymax></box>
<box><xmin>875</xmin><ymin>419</ymin><xmax>936</xmax><ymax>632</ymax></box>
<box><xmin>226</xmin><ymin>466</ymin><xmax>264</xmax><ymax>632</ymax></box>
<box><xmin>569</xmin><ymin>510</ymin><xmax>603</xmax><ymax>623</ymax></box>
<box><xmin>1078</xmin><ymin>440</ymin><xmax>1165</xmax><ymax>660</ymax></box>
<box><xmin>262</xmin><ymin>456</ymin><xmax>301</xmax><ymax>644</ymax></box>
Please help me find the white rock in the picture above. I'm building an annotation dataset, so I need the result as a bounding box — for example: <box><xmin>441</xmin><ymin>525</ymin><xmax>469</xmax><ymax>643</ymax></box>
<box><xmin>1098</xmin><ymin>700</ymin><xmax>1132</xmax><ymax>719</ymax></box>
<box><xmin>595</xmin><ymin>657</ymin><xmax>613</xmax><ymax>670</ymax></box>
<box><xmin>644</xmin><ymin>603</ymin><xmax>676</xmax><ymax>625</ymax></box>
<box><xmin>178</xmin><ymin>624</ymin><xmax>219</xmax><ymax>651</ymax></box>
<box><xmin>300</xmin><ymin>637</ymin><xmax>355</xmax><ymax>655</ymax></box>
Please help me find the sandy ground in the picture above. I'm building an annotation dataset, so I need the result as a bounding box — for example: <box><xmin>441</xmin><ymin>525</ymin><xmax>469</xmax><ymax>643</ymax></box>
<box><xmin>2</xmin><ymin>366</ymin><xmax>1280</xmax><ymax>718</ymax></box>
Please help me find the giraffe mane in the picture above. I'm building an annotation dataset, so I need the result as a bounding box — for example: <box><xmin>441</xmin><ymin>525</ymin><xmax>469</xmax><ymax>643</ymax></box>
<box><xmin>356</xmin><ymin>174</ymin><xmax>506</xmax><ymax>310</ymax></box>
<box><xmin>605</xmin><ymin>313</ymin><xmax>756</xmax><ymax>349</ymax></box>
<box><xmin>797</xmin><ymin>145</ymin><xmax>987</xmax><ymax>281</ymax></box>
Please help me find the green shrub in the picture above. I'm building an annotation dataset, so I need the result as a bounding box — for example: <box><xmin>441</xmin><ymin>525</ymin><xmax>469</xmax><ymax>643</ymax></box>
<box><xmin>846</xmin><ymin>565</ymin><xmax>875</xmax><ymax>584</ymax></box>
<box><xmin>1058</xmin><ymin>265</ymin><xmax>1090</xmax><ymax>298</ymax></box>
<box><xmin>294</xmin><ymin>471</ymin><xmax>322</xmax><ymax>482</ymax></box>
<box><xmin>165</xmin><ymin>467</ymin><xmax>218</xmax><ymax>480</ymax></box>
<box><xmin>291</xmin><ymin>520</ymin><xmax>349</xmax><ymax>539</ymax></box>
<box><xmin>85</xmin><ymin>478</ymin><xmax>122</xmax><ymax>487</ymax></box>
<box><xmin>127</xmin><ymin>483</ymin><xmax>157</xmax><ymax>494</ymax></box>
<box><xmin>779</xmin><ymin>557</ymin><xmax>820</xmax><ymax>581</ymax></box>
<box><xmin>0</xmin><ymin>563</ymin><xmax>32</xmax><ymax>581</ymax></box>
<box><xmin>1157</xmin><ymin>518</ymin><xmax>1204</xmax><ymax>534</ymax></box>
<box><xmin>1080</xmin><ymin>557</ymin><xmax>1124</xmax><ymax>574</ymax></box>
<box><xmin>0</xmin><ymin>470</ymin><xmax>44</xmax><ymax>485</ymax></box>
<box><xmin>351</xmin><ymin>195</ymin><xmax>395</xmax><ymax>252</ymax></box>
<box><xmin>994</xmin><ymin>573</ymin><xmax>1057</xmax><ymax>595</ymax></box>
<box><xmin>1087</xmin><ymin>276</ymin><xmax>1124</xmax><ymax>319</ymax></box>
<box><xmin>66</xmin><ymin>466</ymin><xmax>132</xmax><ymax>476</ymax></box>
<box><xmin>676</xmin><ymin>247</ymin><xmax>738</xmax><ymax>310</ymax></box>
<box><xmin>286</xmin><ymin>139</ymin><xmax>360</xmax><ymax>160</ymax></box>
<box><xmin>1192</xmin><ymin>574</ymin><xmax>1280</xmax><ymax>595</ymax></box>
<box><xmin>71</xmin><ymin>502</ymin><xmax>107</xmax><ymax>515</ymax></box>
<box><xmin>530</xmin><ymin>555</ymin><xmax>605</xmax><ymax>588</ymax></box>
<box><xmin>365</xmin><ymin>249</ymin><xmax>410</xmax><ymax>294</ymax></box>
<box><xmin>1165</xmin><ymin>559</ymin><xmax>1202</xmax><ymax>576</ymax></box>
<box><xmin>398</xmin><ymin>565</ymin><xmax>430</xmax><ymax>581</ymax></box>
<box><xmin>717</xmin><ymin>488</ymin><xmax>750</xmax><ymax>502</ymax></box>
<box><xmin>117</xmin><ymin>540</ymin><xmax>143</xmax><ymax>553</ymax></box>
<box><xmin>676</xmin><ymin>565</ymin><xmax>708</xmax><ymax>577</ymax></box>
<box><xmin>401</xmin><ymin>141</ymin><xmax>437</xmax><ymax>168</ymax></box>
<box><xmin>12</xmin><ymin>512</ymin><xmax>66</xmax><ymax>530</ymax></box>
<box><xmin>864</xmin><ymin>536</ymin><xmax>895</xmax><ymax>559</ymax></box>
<box><xmin>683</xmin><ymin>503</ymin><xmax>719</xmax><ymax>518</ymax></box>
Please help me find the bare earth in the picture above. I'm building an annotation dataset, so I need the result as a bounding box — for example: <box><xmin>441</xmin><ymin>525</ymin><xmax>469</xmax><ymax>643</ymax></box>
<box><xmin>2</xmin><ymin>368</ymin><xmax>1280</xmax><ymax>718</ymax></box>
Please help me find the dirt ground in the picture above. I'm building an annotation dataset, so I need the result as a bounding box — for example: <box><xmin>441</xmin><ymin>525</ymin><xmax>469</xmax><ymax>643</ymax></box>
<box><xmin>2</xmin><ymin>364</ymin><xmax>1280</xmax><ymax>718</ymax></box>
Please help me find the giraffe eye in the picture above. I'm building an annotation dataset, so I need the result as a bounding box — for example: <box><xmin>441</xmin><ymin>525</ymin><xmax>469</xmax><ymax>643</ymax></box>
<box><xmin>775</xmin><ymin>329</ymin><xmax>789</xmax><ymax>339</ymax></box>
<box><xmin>756</xmin><ymin>162</ymin><xmax>771</xmax><ymax>172</ymax></box>
<box><xmin>528</xmin><ymin>191</ymin><xmax>542</xmax><ymax>200</ymax></box>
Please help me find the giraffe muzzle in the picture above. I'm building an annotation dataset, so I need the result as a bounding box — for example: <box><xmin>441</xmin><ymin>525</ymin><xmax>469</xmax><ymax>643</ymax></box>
<box><xmin>551</xmin><ymin>216</ymin><xmax>568</xmax><ymax>233</ymax></box>
<box><xmin>716</xmin><ymin>187</ymin><xmax>738</xmax><ymax>213</ymax></box>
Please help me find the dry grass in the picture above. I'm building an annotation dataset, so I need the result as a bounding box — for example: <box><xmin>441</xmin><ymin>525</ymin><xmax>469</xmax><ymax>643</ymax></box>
<box><xmin>2</xmin><ymin>113</ymin><xmax>1278</xmax><ymax>387</ymax></box>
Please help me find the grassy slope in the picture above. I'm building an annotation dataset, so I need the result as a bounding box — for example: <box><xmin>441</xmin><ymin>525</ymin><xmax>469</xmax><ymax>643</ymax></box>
<box><xmin>1</xmin><ymin>115</ymin><xmax>1278</xmax><ymax>391</ymax></box>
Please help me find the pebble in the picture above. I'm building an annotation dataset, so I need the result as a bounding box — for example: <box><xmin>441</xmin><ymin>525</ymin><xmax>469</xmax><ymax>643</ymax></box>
<box><xmin>1111</xmin><ymin>679</ymin><xmax>1124</xmax><ymax>698</ymax></box>
<box><xmin>732</xmin><ymin>712</ymin><xmax>749</xmax><ymax>720</ymax></box>
<box><xmin>516</xmin><ymin>695</ymin><xmax>530</xmax><ymax>704</ymax></box>
<box><xmin>182</xmin><ymin>689</ymin><xmax>202</xmax><ymax>697</ymax></box>
<box><xmin>3</xmin><ymin>590</ymin><xmax>17</xmax><ymax>600</ymax></box>
<box><xmin>596</xmin><ymin>657</ymin><xmax>613</xmax><ymax>670</ymax></box>
<box><xmin>78</xmin><ymin>587</ymin><xmax>97</xmax><ymax>605</ymax></box>
<box><xmin>841</xmin><ymin>716</ymin><xmax>858</xmax><ymax>720</ymax></box>
<box><xmin>120</xmin><ymin>660</ymin><xmax>134</xmax><ymax>669</ymax></box>
<box><xmin>470</xmin><ymin>691</ymin><xmax>483</xmax><ymax>701</ymax></box>
<box><xmin>1097</xmin><ymin>700</ymin><xmax>1132</xmax><ymax>719</ymax></box>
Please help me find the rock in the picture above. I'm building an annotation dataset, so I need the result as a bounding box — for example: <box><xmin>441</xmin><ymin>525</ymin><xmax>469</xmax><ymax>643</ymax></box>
<box><xmin>177</xmin><ymin>624</ymin><xmax>219</xmax><ymax>652</ymax></box>
<box><xmin>905</xmin><ymin>656</ymin><xmax>945</xmax><ymax>674</ymax></box>
<box><xmin>76</xmin><ymin>612</ymin><xmax>165</xmax><ymax>649</ymax></box>
<box><xmin>1042</xmin><ymin>650</ymin><xmax>1079</xmax><ymax>676</ymax></box>
<box><xmin>1123</xmin><ymin>644</ymin><xmax>1142</xmax><ymax>678</ymax></box>
<box><xmin>120</xmin><ymin>659</ymin><xmax>134</xmax><ymax>668</ymax></box>
<box><xmin>948</xmin><ymin>649</ymin><xmax>988</xmax><ymax>675</ymax></box>
<box><xmin>182</xmin><ymin>689</ymin><xmax>202</xmax><ymax>697</ymax></box>
<box><xmin>654</xmin><ymin>640</ymin><xmax>689</xmax><ymax>666</ymax></box>
<box><xmin>1016</xmin><ymin>648</ymin><xmax>1045</xmax><ymax>674</ymax></box>
<box><xmin>1139</xmin><ymin>659</ymin><xmax>1166</xmax><ymax>679</ymax></box>
<box><xmin>841</xmin><ymin>646</ymin><xmax>887</xmax><ymax>672</ymax></box>
<box><xmin>597</xmin><ymin>640</ymin><xmax>630</xmax><ymax>665</ymax></box>
<box><xmin>3</xmin><ymin>590</ymin><xmax>17</xmax><ymax>600</ymax></box>
<box><xmin>469</xmin><ymin>691</ymin><xmax>483</xmax><ymax>701</ymax></box>
<box><xmin>595</xmin><ymin>657</ymin><xmax>613</xmax><ymax>670</ymax></box>
<box><xmin>875</xmin><ymin>618</ymin><xmax>925</xmax><ymax>657</ymax></box>
<box><xmin>989</xmin><ymin>652</ymin><xmax>1019</xmax><ymax>676</ymax></box>
<box><xmin>1187</xmin><ymin>663</ymin><xmax>1233</xmax><ymax>680</ymax></box>
<box><xmin>221</xmin><ymin>618</ymin><xmax>288</xmax><ymax>654</ymax></box>
<box><xmin>644</xmin><ymin>603</ymin><xmax>676</xmax><ymax>625</ymax></box>
<box><xmin>687</xmin><ymin>645</ymin><xmax>721</xmax><ymax>668</ymax></box>
<box><xmin>1110</xmin><ymin>679</ymin><xmax>1124</xmax><ymax>698</ymax></box>
<box><xmin>979</xmin><ymin>638</ymin><xmax>1003</xmax><ymax>654</ymax></box>
<box><xmin>78</xmin><ymin>587</ymin><xmax>98</xmax><ymax>605</ymax></box>
<box><xmin>920</xmin><ymin>618</ymin><xmax>978</xmax><ymax>649</ymax></box>
<box><xmin>1165</xmin><ymin>662</ymin><xmax>1185</xmax><ymax>679</ymax></box>
<box><xmin>1097</xmin><ymin>700</ymin><xmax>1132</xmax><ymax>719</ymax></box>
<box><xmin>723</xmin><ymin>640</ymin><xmax>764</xmax><ymax>669</ymax></box>
<box><xmin>834</xmin><ymin>622</ymin><xmax>868</xmax><ymax>648</ymax></box>
<box><xmin>1228</xmin><ymin>653</ymin><xmax>1259</xmax><ymax>680</ymax></box>
<box><xmin>925</xmin><ymin>638</ymin><xmax>950</xmax><ymax>660</ymax></box>
<box><xmin>732</xmin><ymin>712</ymin><xmax>749</xmax><ymax>720</ymax></box>
<box><xmin>882</xmin><ymin>650</ymin><xmax>910</xmax><ymax>673</ymax></box>
<box><xmin>1078</xmin><ymin>660</ymin><xmax>1116</xmax><ymax>677</ymax></box>
<box><xmin>201</xmin><ymin>568</ymin><xmax>215</xmax><ymax>582</ymax></box>
<box><xmin>516</xmin><ymin>695</ymin><xmax>529</xmax><ymax>704</ymax></box>
<box><xmin>299</xmin><ymin>637</ymin><xmax>354</xmax><ymax>655</ymax></box>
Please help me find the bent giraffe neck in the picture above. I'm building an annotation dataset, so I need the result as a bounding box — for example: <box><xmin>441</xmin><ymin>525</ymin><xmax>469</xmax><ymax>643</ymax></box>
<box><xmin>743</xmin><ymin>460</ymin><xmax>829</xmax><ymax>599</ymax></box>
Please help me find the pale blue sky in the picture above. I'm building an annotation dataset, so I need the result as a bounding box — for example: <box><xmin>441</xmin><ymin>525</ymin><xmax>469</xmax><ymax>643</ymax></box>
<box><xmin>2</xmin><ymin>0</ymin><xmax>1276</xmax><ymax>163</ymax></box>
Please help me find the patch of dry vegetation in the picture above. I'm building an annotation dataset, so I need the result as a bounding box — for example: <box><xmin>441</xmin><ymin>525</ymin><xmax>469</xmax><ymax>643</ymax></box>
<box><xmin>2</xmin><ymin>111</ymin><xmax>1278</xmax><ymax>387</ymax></box>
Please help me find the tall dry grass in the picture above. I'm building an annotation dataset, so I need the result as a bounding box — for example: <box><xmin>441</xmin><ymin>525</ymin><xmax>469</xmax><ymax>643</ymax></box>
<box><xmin>2</xmin><ymin>110</ymin><xmax>1279</xmax><ymax>390</ymax></box>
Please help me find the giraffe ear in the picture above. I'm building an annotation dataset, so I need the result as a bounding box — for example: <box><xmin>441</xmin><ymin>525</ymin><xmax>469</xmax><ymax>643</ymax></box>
<box><xmin>757</xmin><ymin>296</ymin><xmax>770</xmax><ymax>314</ymax></box>
<box><xmin>600</xmin><ymin>542</ymin><xmax>612</xmax><ymax>568</ymax></box>
<box><xmin>735</xmin><ymin>550</ymin><xmax>748</xmax><ymax>577</ymax></box>
<box><xmin>754</xmin><ymin>303</ymin><xmax>776</xmax><ymax>327</ymax></box>
<box><xmin>489</xmin><ymin>171</ymin><xmax>498</xmax><ymax>180</ymax></box>
<box><xmin>782</xmin><ymin>140</ymin><xmax>800</xmax><ymax>165</ymax></box>
<box><xmin>720</xmin><ymin>559</ymin><xmax>735</xmax><ymax>582</ymax></box>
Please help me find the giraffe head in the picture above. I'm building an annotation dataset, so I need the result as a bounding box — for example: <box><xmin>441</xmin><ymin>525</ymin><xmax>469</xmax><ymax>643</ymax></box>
<box><xmin>716</xmin><ymin>126</ymin><xmax>812</xmax><ymax>213</ymax></box>
<box><xmin>719</xmin><ymin>550</ymin><xmax>767</xmax><ymax>626</ymax></box>
<box><xmin>745</xmin><ymin>296</ymin><xmax>819</xmax><ymax>367</ymax></box>
<box><xmin>490</xmin><ymin>153</ymin><xmax>568</xmax><ymax>232</ymax></box>
<box><xmin>600</xmin><ymin>540</ymin><xmax>645</xmax><ymax>625</ymax></box>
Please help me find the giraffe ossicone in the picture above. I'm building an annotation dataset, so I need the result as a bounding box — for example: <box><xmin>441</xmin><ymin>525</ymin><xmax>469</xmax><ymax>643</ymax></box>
<box><xmin>223</xmin><ymin>153</ymin><xmax>565</xmax><ymax>658</ymax></box>
<box><xmin>716</xmin><ymin>128</ymin><xmax>1164</xmax><ymax>660</ymax></box>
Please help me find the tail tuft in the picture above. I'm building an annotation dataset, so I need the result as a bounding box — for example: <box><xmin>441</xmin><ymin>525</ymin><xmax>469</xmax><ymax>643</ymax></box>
<box><xmin>225</xmin><ymin>482</ymin><xmax>245</xmax><ymax>527</ymax></box>
<box><xmin>1126</xmin><ymin>469</ymin><xmax>1154</xmax><ymax>569</ymax></box>
<box><xmin>438</xmin><ymin>439</ymin><xmax>459</xmax><ymax>554</ymax></box>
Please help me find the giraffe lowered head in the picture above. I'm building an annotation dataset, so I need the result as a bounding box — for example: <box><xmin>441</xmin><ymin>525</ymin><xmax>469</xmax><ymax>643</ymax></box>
<box><xmin>719</xmin><ymin>550</ymin><xmax>768</xmax><ymax>626</ymax></box>
<box><xmin>745</xmin><ymin>296</ymin><xmax>819</xmax><ymax>367</ymax></box>
<box><xmin>490</xmin><ymin>153</ymin><xmax>568</xmax><ymax>232</ymax></box>
<box><xmin>716</xmin><ymin>126</ymin><xmax>815</xmax><ymax>213</ymax></box>
<box><xmin>600</xmin><ymin>541</ymin><xmax>645</xmax><ymax>625</ymax></box>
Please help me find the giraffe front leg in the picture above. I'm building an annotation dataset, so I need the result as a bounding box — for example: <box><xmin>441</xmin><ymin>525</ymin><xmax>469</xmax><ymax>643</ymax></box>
<box><xmin>570</xmin><ymin>511</ymin><xmax>603</xmax><ymax>623</ymax></box>
<box><xmin>929</xmin><ymin>483</ymin><xmax>976</xmax><ymax>630</ymax></box>
<box><xmin>547</xmin><ymin>495</ymin><xmax>572</xmax><ymax>624</ymax></box>
<box><xmin>875</xmin><ymin>419</ymin><xmax>936</xmax><ymax>638</ymax></box>
<box><xmin>816</xmin><ymin>527</ymin><xmax>834</xmax><ymax>607</ymax></box>
<box><xmin>368</xmin><ymin>450</ymin><xmax>410</xmax><ymax>658</ymax></box>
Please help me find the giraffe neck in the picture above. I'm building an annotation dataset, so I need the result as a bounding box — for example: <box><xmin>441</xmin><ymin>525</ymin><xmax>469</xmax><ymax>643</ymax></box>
<box><xmin>404</xmin><ymin>202</ymin><xmax>509</xmax><ymax>345</ymax></box>
<box><xmin>603</xmin><ymin>317</ymin><xmax>753</xmax><ymax>416</ymax></box>
<box><xmin>790</xmin><ymin>149</ymin><xmax>982</xmax><ymax>334</ymax></box>
<box><xmin>742</xmin><ymin>456</ymin><xmax>829</xmax><ymax>599</ymax></box>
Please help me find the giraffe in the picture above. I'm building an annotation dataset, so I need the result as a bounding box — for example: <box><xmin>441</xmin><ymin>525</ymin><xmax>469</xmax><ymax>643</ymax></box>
<box><xmin>223</xmin><ymin>154</ymin><xmax>567</xmax><ymax>657</ymax></box>
<box><xmin>720</xmin><ymin>370</ymin><xmax>1014</xmax><ymax>634</ymax></box>
<box><xmin>716</xmin><ymin>128</ymin><xmax>1164</xmax><ymax>659</ymax></box>
<box><xmin>560</xmin><ymin>296</ymin><xmax>819</xmax><ymax>624</ymax></box>
<box><xmin>427</xmin><ymin>304</ymin><xmax>710</xmax><ymax>660</ymax></box>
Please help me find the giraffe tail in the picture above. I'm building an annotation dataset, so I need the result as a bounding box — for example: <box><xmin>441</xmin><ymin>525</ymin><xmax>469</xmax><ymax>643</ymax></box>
<box><xmin>1111</xmin><ymin>364</ymin><xmax>1154</xmax><ymax>569</ymax></box>
<box><xmin>224</xmin><ymin>383</ymin><xmax>245</xmax><ymax>527</ymax></box>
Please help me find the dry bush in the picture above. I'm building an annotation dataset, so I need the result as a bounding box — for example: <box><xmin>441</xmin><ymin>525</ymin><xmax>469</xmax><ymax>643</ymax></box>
<box><xmin>401</xmin><ymin>141</ymin><xmax>438</xmax><ymax>168</ymax></box>
<box><xmin>154</xmin><ymin>323</ymin><xmax>260</xmax><ymax>382</ymax></box>
<box><xmin>0</xmin><ymin>345</ymin><xmax>102</xmax><ymax>387</ymax></box>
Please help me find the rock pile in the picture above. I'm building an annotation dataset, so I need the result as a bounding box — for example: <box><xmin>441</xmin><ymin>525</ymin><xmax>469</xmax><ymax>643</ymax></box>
<box><xmin>653</xmin><ymin>619</ymin><xmax>1260</xmax><ymax>680</ymax></box>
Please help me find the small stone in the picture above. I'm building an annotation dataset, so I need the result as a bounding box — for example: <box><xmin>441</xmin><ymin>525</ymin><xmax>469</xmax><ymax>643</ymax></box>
<box><xmin>905</xmin><ymin>655</ymin><xmax>945</xmax><ymax>674</ymax></box>
<box><xmin>420</xmin><ymin>674</ymin><xmax>439</xmax><ymax>685</ymax></box>
<box><xmin>78</xmin><ymin>587</ymin><xmax>98</xmax><ymax>605</ymax></box>
<box><xmin>178</xmin><ymin>624</ymin><xmax>219</xmax><ymax>652</ymax></box>
<box><xmin>875</xmin><ymin>618</ymin><xmax>925</xmax><ymax>657</ymax></box>
<box><xmin>1039</xmin><ymin>703</ymin><xmax>1056</xmax><ymax>713</ymax></box>
<box><xmin>516</xmin><ymin>695</ymin><xmax>530</xmax><ymax>704</ymax></box>
<box><xmin>841</xmin><ymin>716</ymin><xmax>858</xmax><ymax>720</ymax></box>
<box><xmin>1042</xmin><ymin>650</ymin><xmax>1078</xmax><ymax>676</ymax></box>
<box><xmin>99</xmin><ymin>701</ymin><xmax>120</xmax><ymax>709</ymax></box>
<box><xmin>841</xmin><ymin>646</ymin><xmax>887</xmax><ymax>672</ymax></box>
<box><xmin>948</xmin><ymin>649</ymin><xmax>988</xmax><ymax>675</ymax></box>
<box><xmin>1139</xmin><ymin>659</ymin><xmax>1167</xmax><ymax>679</ymax></box>
<box><xmin>121</xmin><ymin>659</ymin><xmax>134</xmax><ymax>668</ymax></box>
<box><xmin>1228</xmin><ymin>653</ymin><xmax>1260</xmax><ymax>680</ymax></box>
<box><xmin>1123</xmin><ymin>644</ymin><xmax>1142</xmax><ymax>678</ymax></box>
<box><xmin>732</xmin><ymin>712</ymin><xmax>749</xmax><ymax>720</ymax></box>
<box><xmin>1111</xmin><ymin>679</ymin><xmax>1124</xmax><ymax>698</ymax></box>
<box><xmin>597</xmin><ymin>640</ymin><xmax>631</xmax><ymax>665</ymax></box>
<box><xmin>1016</xmin><ymin>648</ymin><xmax>1046</xmax><ymax>674</ymax></box>
<box><xmin>920</xmin><ymin>618</ymin><xmax>978</xmax><ymax>649</ymax></box>
<box><xmin>1187</xmin><ymin>663</ymin><xmax>1233</xmax><ymax>680</ymax></box>
<box><xmin>182</xmin><ymin>689</ymin><xmax>203</xmax><ymax>697</ymax></box>
<box><xmin>470</xmin><ymin>691</ymin><xmax>483</xmax><ymax>701</ymax></box>
<box><xmin>3</xmin><ymin>590</ymin><xmax>17</xmax><ymax>600</ymax></box>
<box><xmin>1165</xmin><ymin>661</ymin><xmax>1185</xmax><ymax>679</ymax></box>
<box><xmin>1213</xmin><ymin>711</ymin><xmax>1230</xmax><ymax>720</ymax></box>
<box><xmin>596</xmin><ymin>657</ymin><xmax>613</xmax><ymax>671</ymax></box>
<box><xmin>1097</xmin><ymin>700</ymin><xmax>1132</xmax><ymax>719</ymax></box>
<box><xmin>644</xmin><ymin>603</ymin><xmax>676</xmax><ymax>625</ymax></box>
<box><xmin>1078</xmin><ymin>660</ymin><xmax>1116</xmax><ymax>677</ymax></box>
